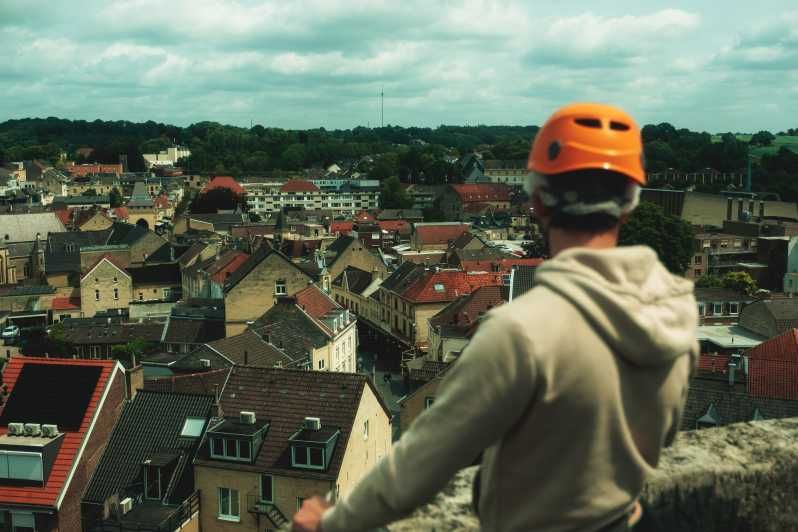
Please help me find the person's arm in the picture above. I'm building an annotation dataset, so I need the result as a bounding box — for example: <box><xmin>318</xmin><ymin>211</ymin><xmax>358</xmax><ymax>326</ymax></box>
<box><xmin>321</xmin><ymin>313</ymin><xmax>537</xmax><ymax>532</ymax></box>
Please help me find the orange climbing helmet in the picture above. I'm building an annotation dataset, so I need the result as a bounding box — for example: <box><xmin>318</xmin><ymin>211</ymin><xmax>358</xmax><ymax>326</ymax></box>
<box><xmin>528</xmin><ymin>103</ymin><xmax>646</xmax><ymax>185</ymax></box>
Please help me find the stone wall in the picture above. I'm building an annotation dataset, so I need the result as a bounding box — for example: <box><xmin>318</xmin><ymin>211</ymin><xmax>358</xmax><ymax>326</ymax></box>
<box><xmin>387</xmin><ymin>418</ymin><xmax>798</xmax><ymax>531</ymax></box>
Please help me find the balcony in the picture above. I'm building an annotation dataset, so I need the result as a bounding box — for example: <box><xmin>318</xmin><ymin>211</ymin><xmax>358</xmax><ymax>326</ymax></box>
<box><xmin>248</xmin><ymin>494</ymin><xmax>289</xmax><ymax>528</ymax></box>
<box><xmin>91</xmin><ymin>490</ymin><xmax>200</xmax><ymax>532</ymax></box>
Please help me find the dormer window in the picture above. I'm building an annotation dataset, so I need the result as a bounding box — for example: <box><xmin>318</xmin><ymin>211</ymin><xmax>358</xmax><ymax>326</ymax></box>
<box><xmin>208</xmin><ymin>413</ymin><xmax>267</xmax><ymax>463</ymax></box>
<box><xmin>289</xmin><ymin>417</ymin><xmax>339</xmax><ymax>471</ymax></box>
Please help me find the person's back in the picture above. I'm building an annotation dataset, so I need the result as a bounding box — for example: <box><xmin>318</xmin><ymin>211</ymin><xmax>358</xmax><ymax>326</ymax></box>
<box><xmin>293</xmin><ymin>103</ymin><xmax>698</xmax><ymax>532</ymax></box>
<box><xmin>476</xmin><ymin>245</ymin><xmax>695</xmax><ymax>530</ymax></box>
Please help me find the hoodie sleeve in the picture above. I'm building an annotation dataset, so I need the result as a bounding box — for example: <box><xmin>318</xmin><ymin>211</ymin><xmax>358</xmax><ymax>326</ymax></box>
<box><xmin>321</xmin><ymin>313</ymin><xmax>537</xmax><ymax>532</ymax></box>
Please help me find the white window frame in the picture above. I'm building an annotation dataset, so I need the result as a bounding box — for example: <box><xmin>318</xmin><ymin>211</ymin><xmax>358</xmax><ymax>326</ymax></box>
<box><xmin>275</xmin><ymin>279</ymin><xmax>287</xmax><ymax>296</ymax></box>
<box><xmin>712</xmin><ymin>302</ymin><xmax>723</xmax><ymax>315</ymax></box>
<box><xmin>217</xmin><ymin>487</ymin><xmax>240</xmax><ymax>521</ymax></box>
<box><xmin>425</xmin><ymin>397</ymin><xmax>435</xmax><ymax>409</ymax></box>
<box><xmin>728</xmin><ymin>302</ymin><xmax>740</xmax><ymax>315</ymax></box>
<box><xmin>291</xmin><ymin>445</ymin><xmax>326</xmax><ymax>470</ymax></box>
<box><xmin>697</xmin><ymin>303</ymin><xmax>705</xmax><ymax>316</ymax></box>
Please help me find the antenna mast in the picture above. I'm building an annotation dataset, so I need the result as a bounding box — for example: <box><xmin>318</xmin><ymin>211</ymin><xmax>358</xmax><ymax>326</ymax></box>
<box><xmin>380</xmin><ymin>88</ymin><xmax>384</xmax><ymax>128</ymax></box>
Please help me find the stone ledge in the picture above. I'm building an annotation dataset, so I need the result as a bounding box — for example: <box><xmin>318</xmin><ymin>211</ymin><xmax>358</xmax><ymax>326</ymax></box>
<box><xmin>388</xmin><ymin>418</ymin><xmax>798</xmax><ymax>531</ymax></box>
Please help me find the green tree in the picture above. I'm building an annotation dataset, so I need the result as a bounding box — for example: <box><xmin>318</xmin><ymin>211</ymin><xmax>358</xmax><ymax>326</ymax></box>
<box><xmin>109</xmin><ymin>187</ymin><xmax>123</xmax><ymax>208</ymax></box>
<box><xmin>82</xmin><ymin>188</ymin><xmax>98</xmax><ymax>196</ymax></box>
<box><xmin>749</xmin><ymin>130</ymin><xmax>775</xmax><ymax>147</ymax></box>
<box><xmin>111</xmin><ymin>338</ymin><xmax>155</xmax><ymax>366</ymax></box>
<box><xmin>370</xmin><ymin>153</ymin><xmax>399</xmax><ymax>180</ymax></box>
<box><xmin>619</xmin><ymin>202</ymin><xmax>694</xmax><ymax>274</ymax></box>
<box><xmin>379</xmin><ymin>176</ymin><xmax>413</xmax><ymax>209</ymax></box>
<box><xmin>190</xmin><ymin>188</ymin><xmax>245</xmax><ymax>214</ymax></box>
<box><xmin>721</xmin><ymin>271</ymin><xmax>757</xmax><ymax>295</ymax></box>
<box><xmin>695</xmin><ymin>275</ymin><xmax>724</xmax><ymax>288</ymax></box>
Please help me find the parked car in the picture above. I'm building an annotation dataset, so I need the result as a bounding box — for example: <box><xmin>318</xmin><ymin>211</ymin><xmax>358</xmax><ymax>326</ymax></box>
<box><xmin>1</xmin><ymin>325</ymin><xmax>20</xmax><ymax>339</ymax></box>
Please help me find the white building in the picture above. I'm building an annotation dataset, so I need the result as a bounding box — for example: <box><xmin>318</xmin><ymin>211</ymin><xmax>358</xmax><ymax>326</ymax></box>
<box><xmin>142</xmin><ymin>146</ymin><xmax>191</xmax><ymax>169</ymax></box>
<box><xmin>244</xmin><ymin>178</ymin><xmax>379</xmax><ymax>216</ymax></box>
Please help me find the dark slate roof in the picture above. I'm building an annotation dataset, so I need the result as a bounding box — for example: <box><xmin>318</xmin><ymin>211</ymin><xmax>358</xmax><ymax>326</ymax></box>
<box><xmin>332</xmin><ymin>266</ymin><xmax>374</xmax><ymax>295</ymax></box>
<box><xmin>223</xmin><ymin>246</ymin><xmax>309</xmax><ymax>293</ymax></box>
<box><xmin>60</xmin><ymin>320</ymin><xmax>166</xmax><ymax>345</ymax></box>
<box><xmin>44</xmin><ymin>229</ymin><xmax>113</xmax><ymax>274</ymax></box>
<box><xmin>251</xmin><ymin>303</ymin><xmax>327</xmax><ymax>364</ymax></box>
<box><xmin>83</xmin><ymin>391</ymin><xmax>214</xmax><ymax>504</ymax></box>
<box><xmin>189</xmin><ymin>212</ymin><xmax>245</xmax><ymax>231</ymax></box>
<box><xmin>694</xmin><ymin>287</ymin><xmax>751</xmax><ymax>302</ymax></box>
<box><xmin>128</xmin><ymin>263</ymin><xmax>181</xmax><ymax>285</ymax></box>
<box><xmin>145</xmin><ymin>242</ymin><xmax>188</xmax><ymax>264</ymax></box>
<box><xmin>195</xmin><ymin>367</ymin><xmax>390</xmax><ymax>481</ymax></box>
<box><xmin>740</xmin><ymin>299</ymin><xmax>798</xmax><ymax>337</ymax></box>
<box><xmin>510</xmin><ymin>265</ymin><xmax>537</xmax><ymax>300</ymax></box>
<box><xmin>182</xmin><ymin>330</ymin><xmax>295</xmax><ymax>370</ymax></box>
<box><xmin>324</xmin><ymin>236</ymin><xmax>355</xmax><ymax>267</ymax></box>
<box><xmin>162</xmin><ymin>317</ymin><xmax>226</xmax><ymax>345</ymax></box>
<box><xmin>177</xmin><ymin>242</ymin><xmax>208</xmax><ymax>268</ymax></box>
<box><xmin>682</xmin><ymin>377</ymin><xmax>798</xmax><ymax>430</ymax></box>
<box><xmin>107</xmin><ymin>222</ymin><xmax>150</xmax><ymax>246</ymax></box>
<box><xmin>144</xmin><ymin>368</ymin><xmax>231</xmax><ymax>395</ymax></box>
<box><xmin>379</xmin><ymin>261</ymin><xmax>419</xmax><ymax>293</ymax></box>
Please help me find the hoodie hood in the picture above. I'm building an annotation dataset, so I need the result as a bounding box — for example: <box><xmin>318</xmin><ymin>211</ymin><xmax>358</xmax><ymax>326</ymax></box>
<box><xmin>534</xmin><ymin>245</ymin><xmax>697</xmax><ymax>366</ymax></box>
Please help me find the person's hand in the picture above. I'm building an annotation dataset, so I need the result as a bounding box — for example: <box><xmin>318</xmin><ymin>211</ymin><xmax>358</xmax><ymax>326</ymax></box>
<box><xmin>292</xmin><ymin>495</ymin><xmax>331</xmax><ymax>532</ymax></box>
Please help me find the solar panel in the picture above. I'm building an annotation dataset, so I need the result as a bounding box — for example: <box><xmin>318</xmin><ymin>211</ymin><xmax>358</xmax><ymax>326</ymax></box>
<box><xmin>0</xmin><ymin>364</ymin><xmax>103</xmax><ymax>430</ymax></box>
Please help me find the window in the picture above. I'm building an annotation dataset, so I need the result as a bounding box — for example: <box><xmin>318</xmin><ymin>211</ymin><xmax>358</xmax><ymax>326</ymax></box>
<box><xmin>728</xmin><ymin>302</ymin><xmax>740</xmax><ymax>315</ymax></box>
<box><xmin>694</xmin><ymin>269</ymin><xmax>702</xmax><ymax>277</ymax></box>
<box><xmin>363</xmin><ymin>419</ymin><xmax>369</xmax><ymax>440</ymax></box>
<box><xmin>433</xmin><ymin>283</ymin><xmax>445</xmax><ymax>292</ymax></box>
<box><xmin>297</xmin><ymin>497</ymin><xmax>307</xmax><ymax>511</ymax></box>
<box><xmin>113</xmin><ymin>276</ymin><xmax>118</xmax><ymax>283</ymax></box>
<box><xmin>697</xmin><ymin>303</ymin><xmax>705</xmax><ymax>316</ymax></box>
<box><xmin>694</xmin><ymin>256</ymin><xmax>702</xmax><ymax>265</ymax></box>
<box><xmin>139</xmin><ymin>292</ymin><xmax>143</xmax><ymax>301</ymax></box>
<box><xmin>318</xmin><ymin>359</ymin><xmax>325</xmax><ymax>369</ymax></box>
<box><xmin>0</xmin><ymin>451</ymin><xmax>43</xmax><ymax>482</ymax></box>
<box><xmin>712</xmin><ymin>302</ymin><xmax>723</xmax><ymax>315</ymax></box>
<box><xmin>180</xmin><ymin>417</ymin><xmax>205</xmax><ymax>438</ymax></box>
<box><xmin>144</xmin><ymin>464</ymin><xmax>161</xmax><ymax>500</ymax></box>
<box><xmin>95</xmin><ymin>289</ymin><xmax>100</xmax><ymax>302</ymax></box>
<box><xmin>210</xmin><ymin>437</ymin><xmax>251</xmax><ymax>461</ymax></box>
<box><xmin>275</xmin><ymin>279</ymin><xmax>287</xmax><ymax>296</ymax></box>
<box><xmin>425</xmin><ymin>397</ymin><xmax>435</xmax><ymax>409</ymax></box>
<box><xmin>163</xmin><ymin>288</ymin><xmax>172</xmax><ymax>299</ymax></box>
<box><xmin>10</xmin><ymin>512</ymin><xmax>35</xmax><ymax>532</ymax></box>
<box><xmin>260</xmin><ymin>474</ymin><xmax>273</xmax><ymax>503</ymax></box>
<box><xmin>218</xmin><ymin>487</ymin><xmax>240</xmax><ymax>521</ymax></box>
<box><xmin>113</xmin><ymin>288</ymin><xmax>119</xmax><ymax>300</ymax></box>
<box><xmin>292</xmin><ymin>446</ymin><xmax>325</xmax><ymax>469</ymax></box>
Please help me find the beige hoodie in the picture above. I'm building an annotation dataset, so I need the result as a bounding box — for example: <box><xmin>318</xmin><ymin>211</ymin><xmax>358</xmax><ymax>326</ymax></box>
<box><xmin>322</xmin><ymin>246</ymin><xmax>698</xmax><ymax>532</ymax></box>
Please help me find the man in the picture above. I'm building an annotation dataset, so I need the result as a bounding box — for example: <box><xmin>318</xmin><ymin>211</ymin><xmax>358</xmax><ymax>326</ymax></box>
<box><xmin>294</xmin><ymin>103</ymin><xmax>698</xmax><ymax>532</ymax></box>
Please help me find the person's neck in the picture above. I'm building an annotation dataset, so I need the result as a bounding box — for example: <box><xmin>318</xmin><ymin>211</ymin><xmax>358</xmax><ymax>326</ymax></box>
<box><xmin>547</xmin><ymin>227</ymin><xmax>619</xmax><ymax>257</ymax></box>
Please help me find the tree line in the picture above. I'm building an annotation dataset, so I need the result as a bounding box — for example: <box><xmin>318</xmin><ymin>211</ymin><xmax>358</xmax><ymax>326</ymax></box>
<box><xmin>1</xmin><ymin>117</ymin><xmax>796</xmax><ymax>198</ymax></box>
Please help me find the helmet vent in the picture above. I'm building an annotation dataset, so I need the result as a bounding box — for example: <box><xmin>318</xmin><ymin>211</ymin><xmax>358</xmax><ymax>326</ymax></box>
<box><xmin>610</xmin><ymin>121</ymin><xmax>630</xmax><ymax>131</ymax></box>
<box><xmin>548</xmin><ymin>141</ymin><xmax>561</xmax><ymax>161</ymax></box>
<box><xmin>574</xmin><ymin>118</ymin><xmax>601</xmax><ymax>128</ymax></box>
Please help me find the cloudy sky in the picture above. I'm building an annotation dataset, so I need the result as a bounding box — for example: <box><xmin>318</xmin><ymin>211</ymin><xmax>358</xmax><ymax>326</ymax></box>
<box><xmin>1</xmin><ymin>0</ymin><xmax>797</xmax><ymax>132</ymax></box>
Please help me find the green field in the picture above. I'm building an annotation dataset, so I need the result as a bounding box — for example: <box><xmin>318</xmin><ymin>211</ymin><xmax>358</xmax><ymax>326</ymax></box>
<box><xmin>710</xmin><ymin>134</ymin><xmax>798</xmax><ymax>158</ymax></box>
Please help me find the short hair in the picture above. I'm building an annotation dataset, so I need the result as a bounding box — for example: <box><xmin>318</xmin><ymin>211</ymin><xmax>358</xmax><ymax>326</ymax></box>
<box><xmin>533</xmin><ymin>169</ymin><xmax>638</xmax><ymax>232</ymax></box>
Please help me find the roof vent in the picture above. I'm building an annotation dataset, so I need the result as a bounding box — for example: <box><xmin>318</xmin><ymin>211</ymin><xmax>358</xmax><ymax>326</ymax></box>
<box><xmin>24</xmin><ymin>423</ymin><xmax>41</xmax><ymax>437</ymax></box>
<box><xmin>303</xmin><ymin>417</ymin><xmax>321</xmax><ymax>430</ymax></box>
<box><xmin>240</xmin><ymin>411</ymin><xmax>256</xmax><ymax>425</ymax></box>
<box><xmin>7</xmin><ymin>423</ymin><xmax>24</xmax><ymax>436</ymax></box>
<box><xmin>41</xmin><ymin>424</ymin><xmax>59</xmax><ymax>438</ymax></box>
<box><xmin>199</xmin><ymin>359</ymin><xmax>211</xmax><ymax>368</ymax></box>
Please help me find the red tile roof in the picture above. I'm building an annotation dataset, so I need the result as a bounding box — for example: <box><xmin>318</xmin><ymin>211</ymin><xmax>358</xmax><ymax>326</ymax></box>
<box><xmin>402</xmin><ymin>270</ymin><xmax>503</xmax><ymax>304</ymax></box>
<box><xmin>280</xmin><ymin>179</ymin><xmax>319</xmax><ymax>193</ymax></box>
<box><xmin>329</xmin><ymin>221</ymin><xmax>354</xmax><ymax>235</ymax></box>
<box><xmin>0</xmin><ymin>357</ymin><xmax>118</xmax><ymax>508</ymax></box>
<box><xmin>209</xmin><ymin>251</ymin><xmax>250</xmax><ymax>284</ymax></box>
<box><xmin>450</xmin><ymin>184</ymin><xmax>510</xmax><ymax>203</ymax></box>
<box><xmin>202</xmin><ymin>175</ymin><xmax>244</xmax><ymax>196</ymax></box>
<box><xmin>112</xmin><ymin>206</ymin><xmax>129</xmax><ymax>220</ymax></box>
<box><xmin>429</xmin><ymin>285</ymin><xmax>507</xmax><ymax>329</ymax></box>
<box><xmin>698</xmin><ymin>353</ymin><xmax>731</xmax><ymax>372</ymax></box>
<box><xmin>153</xmin><ymin>194</ymin><xmax>170</xmax><ymax>209</ymax></box>
<box><xmin>747</xmin><ymin>358</ymin><xmax>798</xmax><ymax>400</ymax></box>
<box><xmin>354</xmin><ymin>210</ymin><xmax>375</xmax><ymax>222</ymax></box>
<box><xmin>414</xmin><ymin>224</ymin><xmax>470</xmax><ymax>245</ymax></box>
<box><xmin>746</xmin><ymin>328</ymin><xmax>798</xmax><ymax>361</ymax></box>
<box><xmin>294</xmin><ymin>285</ymin><xmax>340</xmax><ymax>320</ymax></box>
<box><xmin>51</xmin><ymin>296</ymin><xmax>80</xmax><ymax>311</ymax></box>
<box><xmin>378</xmin><ymin>220</ymin><xmax>411</xmax><ymax>233</ymax></box>
<box><xmin>459</xmin><ymin>257</ymin><xmax>544</xmax><ymax>273</ymax></box>
<box><xmin>53</xmin><ymin>208</ymin><xmax>72</xmax><ymax>226</ymax></box>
